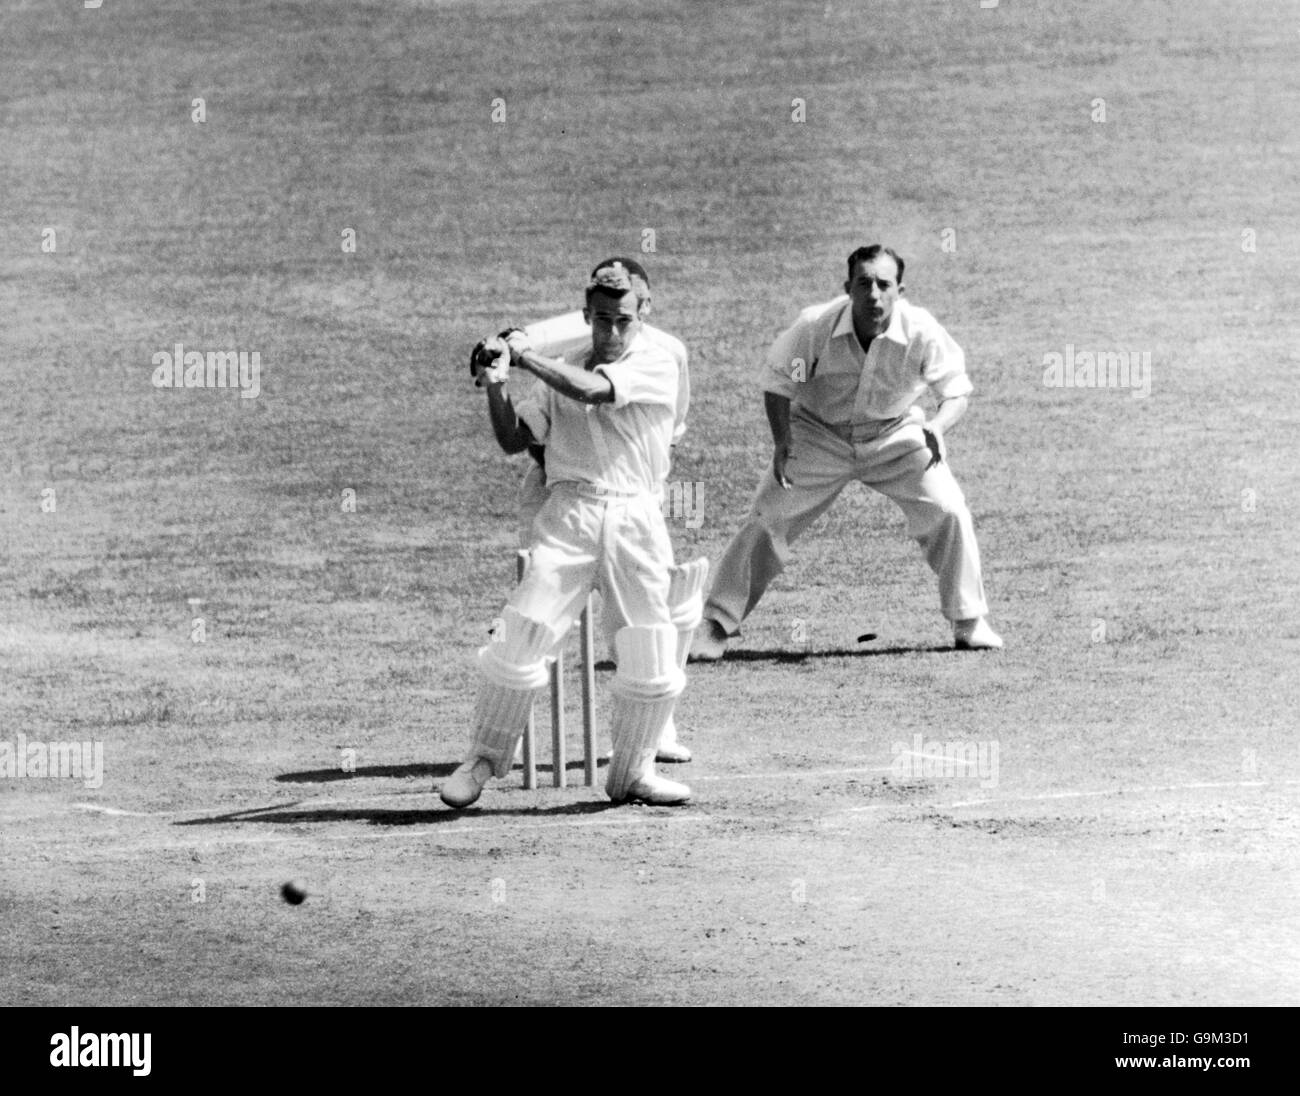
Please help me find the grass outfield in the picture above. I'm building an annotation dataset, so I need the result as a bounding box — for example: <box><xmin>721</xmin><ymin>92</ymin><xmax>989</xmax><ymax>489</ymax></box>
<box><xmin>1</xmin><ymin>0</ymin><xmax>1297</xmax><ymax>1006</ymax></box>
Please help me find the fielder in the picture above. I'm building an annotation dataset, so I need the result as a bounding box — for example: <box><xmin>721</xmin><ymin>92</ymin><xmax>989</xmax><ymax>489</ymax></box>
<box><xmin>492</xmin><ymin>257</ymin><xmax>697</xmax><ymax>762</ymax></box>
<box><xmin>690</xmin><ymin>244</ymin><xmax>1002</xmax><ymax>660</ymax></box>
<box><xmin>443</xmin><ymin>263</ymin><xmax>706</xmax><ymax>809</ymax></box>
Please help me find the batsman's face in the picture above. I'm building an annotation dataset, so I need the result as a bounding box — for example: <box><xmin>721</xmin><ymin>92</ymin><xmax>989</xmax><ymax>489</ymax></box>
<box><xmin>846</xmin><ymin>256</ymin><xmax>902</xmax><ymax>337</ymax></box>
<box><xmin>584</xmin><ymin>290</ymin><xmax>644</xmax><ymax>365</ymax></box>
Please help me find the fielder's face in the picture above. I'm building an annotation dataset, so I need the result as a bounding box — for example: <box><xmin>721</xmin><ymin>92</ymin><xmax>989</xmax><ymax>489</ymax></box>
<box><xmin>846</xmin><ymin>255</ymin><xmax>902</xmax><ymax>338</ymax></box>
<box><xmin>584</xmin><ymin>289</ymin><xmax>644</xmax><ymax>365</ymax></box>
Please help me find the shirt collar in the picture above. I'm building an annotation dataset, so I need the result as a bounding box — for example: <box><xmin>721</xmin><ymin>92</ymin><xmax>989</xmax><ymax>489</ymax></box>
<box><xmin>832</xmin><ymin>299</ymin><xmax>908</xmax><ymax>346</ymax></box>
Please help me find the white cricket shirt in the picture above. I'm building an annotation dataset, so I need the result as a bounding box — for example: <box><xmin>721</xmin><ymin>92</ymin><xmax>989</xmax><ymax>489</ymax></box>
<box><xmin>525</xmin><ymin>312</ymin><xmax>689</xmax><ymax>442</ymax></box>
<box><xmin>761</xmin><ymin>296</ymin><xmax>973</xmax><ymax>425</ymax></box>
<box><xmin>515</xmin><ymin>332</ymin><xmax>678</xmax><ymax>496</ymax></box>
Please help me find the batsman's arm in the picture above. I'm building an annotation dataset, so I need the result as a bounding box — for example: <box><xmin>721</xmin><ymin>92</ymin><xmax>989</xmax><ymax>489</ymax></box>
<box><xmin>505</xmin><ymin>333</ymin><xmax>613</xmax><ymax>404</ymax></box>
<box><xmin>764</xmin><ymin>391</ymin><xmax>793</xmax><ymax>489</ymax></box>
<box><xmin>485</xmin><ymin>380</ymin><xmax>534</xmax><ymax>454</ymax></box>
<box><xmin>517</xmin><ymin>350</ymin><xmax>614</xmax><ymax>404</ymax></box>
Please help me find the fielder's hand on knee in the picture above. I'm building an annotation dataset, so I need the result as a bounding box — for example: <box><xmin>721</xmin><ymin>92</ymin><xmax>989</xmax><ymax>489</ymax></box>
<box><xmin>923</xmin><ymin>425</ymin><xmax>946</xmax><ymax>468</ymax></box>
<box><xmin>772</xmin><ymin>444</ymin><xmax>793</xmax><ymax>490</ymax></box>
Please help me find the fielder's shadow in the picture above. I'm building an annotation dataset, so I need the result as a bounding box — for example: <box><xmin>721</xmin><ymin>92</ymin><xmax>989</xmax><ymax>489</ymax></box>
<box><xmin>175</xmin><ymin>797</ymin><xmax>623</xmax><ymax>828</ymax></box>
<box><xmin>277</xmin><ymin>758</ymin><xmax>605</xmax><ymax>784</ymax></box>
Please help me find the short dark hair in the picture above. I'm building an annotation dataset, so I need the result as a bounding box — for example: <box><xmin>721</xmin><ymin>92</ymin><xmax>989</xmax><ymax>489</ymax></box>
<box><xmin>591</xmin><ymin>256</ymin><xmax>650</xmax><ymax>287</ymax></box>
<box><xmin>585</xmin><ymin>259</ymin><xmax>649</xmax><ymax>308</ymax></box>
<box><xmin>846</xmin><ymin>244</ymin><xmax>904</xmax><ymax>285</ymax></box>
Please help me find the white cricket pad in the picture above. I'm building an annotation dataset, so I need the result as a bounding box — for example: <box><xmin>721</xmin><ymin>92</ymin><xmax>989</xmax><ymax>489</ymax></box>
<box><xmin>667</xmin><ymin>557</ymin><xmax>710</xmax><ymax>631</ymax></box>
<box><xmin>606</xmin><ymin>625</ymin><xmax>684</xmax><ymax>799</ymax></box>
<box><xmin>609</xmin><ymin>624</ymin><xmax>684</xmax><ymax>701</ymax></box>
<box><xmin>661</xmin><ymin>560</ymin><xmax>709</xmax><ymax>759</ymax></box>
<box><xmin>607</xmin><ymin>691</ymin><xmax>680</xmax><ymax>800</ymax></box>
<box><xmin>469</xmin><ymin>683</ymin><xmax>542</xmax><ymax>778</ymax></box>
<box><xmin>478</xmin><ymin>605</ymin><xmax>562</xmax><ymax>691</ymax></box>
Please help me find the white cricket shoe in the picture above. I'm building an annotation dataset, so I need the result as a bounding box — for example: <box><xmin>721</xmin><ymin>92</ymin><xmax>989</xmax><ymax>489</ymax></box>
<box><xmin>610</xmin><ymin>773</ymin><xmax>692</xmax><ymax>806</ymax></box>
<box><xmin>655</xmin><ymin>719</ymin><xmax>692</xmax><ymax>763</ymax></box>
<box><xmin>953</xmin><ymin>617</ymin><xmax>1004</xmax><ymax>650</ymax></box>
<box><xmin>656</xmin><ymin>741</ymin><xmax>693</xmax><ymax>763</ymax></box>
<box><xmin>603</xmin><ymin>743</ymin><xmax>694</xmax><ymax>763</ymax></box>
<box><xmin>688</xmin><ymin>619</ymin><xmax>729</xmax><ymax>662</ymax></box>
<box><xmin>440</xmin><ymin>757</ymin><xmax>494</xmax><ymax>808</ymax></box>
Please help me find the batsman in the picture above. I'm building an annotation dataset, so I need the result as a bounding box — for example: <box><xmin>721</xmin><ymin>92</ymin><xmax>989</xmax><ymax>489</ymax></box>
<box><xmin>442</xmin><ymin>262</ymin><xmax>707</xmax><ymax>808</ymax></box>
<box><xmin>488</xmin><ymin>257</ymin><xmax>697</xmax><ymax>763</ymax></box>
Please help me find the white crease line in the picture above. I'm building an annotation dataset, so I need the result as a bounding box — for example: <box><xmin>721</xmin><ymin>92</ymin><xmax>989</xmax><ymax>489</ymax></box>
<box><xmin>72</xmin><ymin>801</ymin><xmax>297</xmax><ymax>819</ymax></box>
<box><xmin>56</xmin><ymin>774</ymin><xmax>1300</xmax><ymax>829</ymax></box>
<box><xmin>818</xmin><ymin>804</ymin><xmax>899</xmax><ymax>817</ymax></box>
<box><xmin>70</xmin><ymin>790</ymin><xmax>446</xmax><ymax>820</ymax></box>
<box><xmin>20</xmin><ymin>776</ymin><xmax>1300</xmax><ymax>857</ymax></box>
<box><xmin>816</xmin><ymin>780</ymin><xmax>1300</xmax><ymax>821</ymax></box>
<box><xmin>73</xmin><ymin>798</ymin><xmax>715</xmax><ymax>832</ymax></box>
<box><xmin>60</xmin><ymin>767</ymin><xmax>896</xmax><ymax>821</ymax></box>
<box><xmin>697</xmin><ymin>765</ymin><xmax>894</xmax><ymax>782</ymax></box>
<box><xmin>358</xmin><ymin>813</ymin><xmax>709</xmax><ymax>839</ymax></box>
<box><xmin>73</xmin><ymin>804</ymin><xmax>181</xmax><ymax>817</ymax></box>
<box><xmin>944</xmin><ymin>779</ymin><xmax>1292</xmax><ymax>810</ymax></box>
<box><xmin>30</xmin><ymin>810</ymin><xmax>711</xmax><ymax>857</ymax></box>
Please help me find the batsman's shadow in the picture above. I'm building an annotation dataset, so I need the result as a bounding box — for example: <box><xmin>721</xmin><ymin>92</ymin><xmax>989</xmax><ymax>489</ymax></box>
<box><xmin>278</xmin><ymin>758</ymin><xmax>606</xmax><ymax>784</ymax></box>
<box><xmin>175</xmin><ymin>798</ymin><xmax>625</xmax><ymax>828</ymax></box>
<box><xmin>278</xmin><ymin>763</ymin><xmax>451</xmax><ymax>784</ymax></box>
<box><xmin>713</xmin><ymin>644</ymin><xmax>952</xmax><ymax>663</ymax></box>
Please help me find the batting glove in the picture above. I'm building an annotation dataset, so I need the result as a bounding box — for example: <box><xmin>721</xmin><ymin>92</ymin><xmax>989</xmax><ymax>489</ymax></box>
<box><xmin>478</xmin><ymin>336</ymin><xmax>511</xmax><ymax>386</ymax></box>
<box><xmin>503</xmin><ymin>328</ymin><xmax>532</xmax><ymax>363</ymax></box>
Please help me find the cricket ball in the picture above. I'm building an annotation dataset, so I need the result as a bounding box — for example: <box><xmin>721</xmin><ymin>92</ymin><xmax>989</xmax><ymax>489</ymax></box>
<box><xmin>280</xmin><ymin>880</ymin><xmax>307</xmax><ymax>905</ymax></box>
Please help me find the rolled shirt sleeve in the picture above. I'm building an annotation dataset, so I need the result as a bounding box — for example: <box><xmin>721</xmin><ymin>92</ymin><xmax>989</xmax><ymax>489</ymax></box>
<box><xmin>918</xmin><ymin>318</ymin><xmax>974</xmax><ymax>402</ymax></box>
<box><xmin>594</xmin><ymin>347</ymin><xmax>678</xmax><ymax>410</ymax></box>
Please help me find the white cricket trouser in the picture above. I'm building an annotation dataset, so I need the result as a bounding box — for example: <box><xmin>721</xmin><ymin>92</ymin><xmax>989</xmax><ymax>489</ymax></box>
<box><xmin>704</xmin><ymin>412</ymin><xmax>989</xmax><ymax>632</ymax></box>
<box><xmin>468</xmin><ymin>482</ymin><xmax>680</xmax><ymax>778</ymax></box>
<box><xmin>515</xmin><ymin>465</ymin><xmax>705</xmax><ymax>760</ymax></box>
<box><xmin>517</xmin><ymin>462</ymin><xmax>549</xmax><ymax>547</ymax></box>
<box><xmin>518</xmin><ymin>463</ymin><xmax>668</xmax><ymax>643</ymax></box>
<box><xmin>514</xmin><ymin>482</ymin><xmax>674</xmax><ymax>639</ymax></box>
